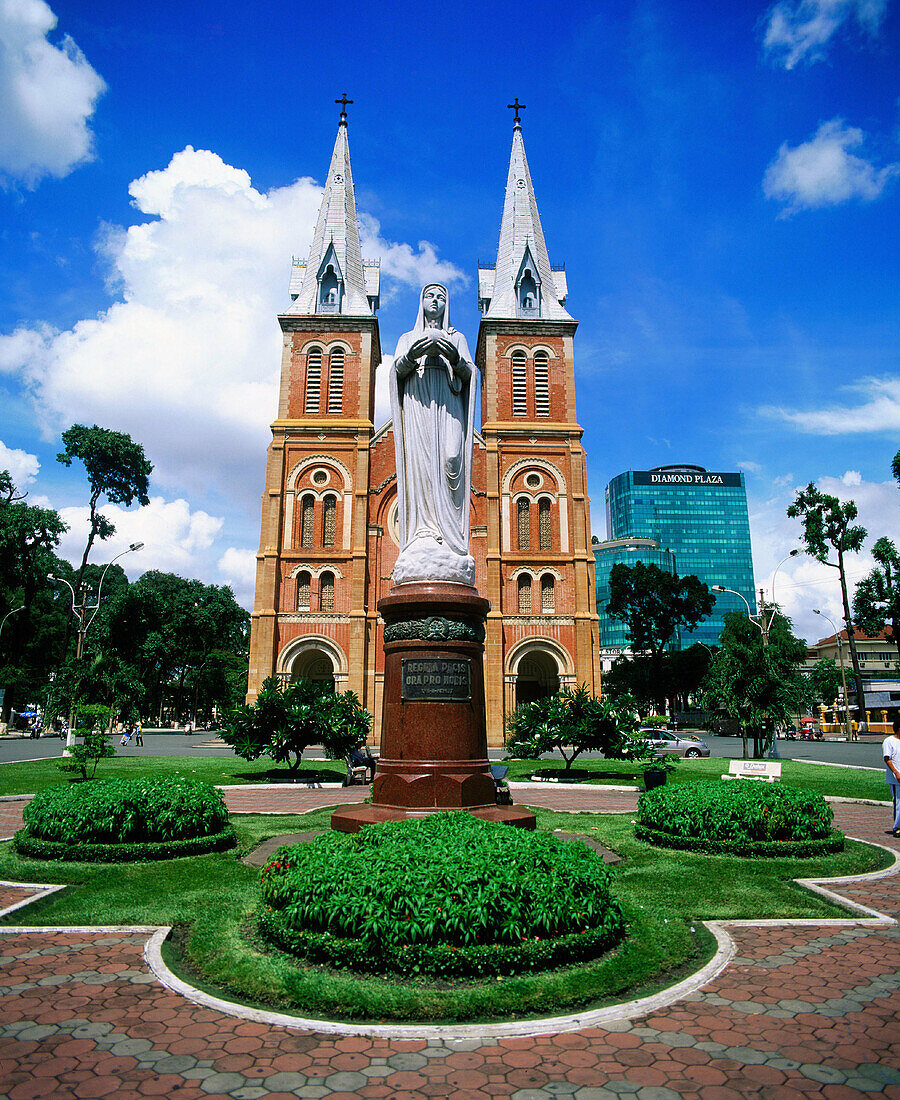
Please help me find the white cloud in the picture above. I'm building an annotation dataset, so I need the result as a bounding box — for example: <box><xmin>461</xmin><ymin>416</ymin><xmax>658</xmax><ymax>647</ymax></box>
<box><xmin>359</xmin><ymin>214</ymin><xmax>466</xmax><ymax>299</ymax></box>
<box><xmin>373</xmin><ymin>354</ymin><xmax>394</xmax><ymax>428</ymax></box>
<box><xmin>217</xmin><ymin>547</ymin><xmax>257</xmax><ymax>609</ymax></box>
<box><xmin>56</xmin><ymin>496</ymin><xmax>223</xmax><ymax>578</ymax></box>
<box><xmin>764</xmin><ymin>120</ymin><xmax>899</xmax><ymax>214</ymax></box>
<box><xmin>763</xmin><ymin>375</ymin><xmax>900</xmax><ymax>434</ymax></box>
<box><xmin>763</xmin><ymin>0</ymin><xmax>887</xmax><ymax>69</ymax></box>
<box><xmin>1</xmin><ymin>146</ymin><xmax>464</xmax><ymax>511</ymax></box>
<box><xmin>749</xmin><ymin>471</ymin><xmax>900</xmax><ymax>643</ymax></box>
<box><xmin>0</xmin><ymin>439</ymin><xmax>39</xmax><ymax>486</ymax></box>
<box><xmin>0</xmin><ymin>0</ymin><xmax>105</xmax><ymax>187</ymax></box>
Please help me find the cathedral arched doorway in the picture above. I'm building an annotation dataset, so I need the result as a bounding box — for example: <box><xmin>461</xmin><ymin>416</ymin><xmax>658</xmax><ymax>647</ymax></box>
<box><xmin>289</xmin><ymin>647</ymin><xmax>335</xmax><ymax>690</ymax></box>
<box><xmin>514</xmin><ymin>651</ymin><xmax>560</xmax><ymax>707</ymax></box>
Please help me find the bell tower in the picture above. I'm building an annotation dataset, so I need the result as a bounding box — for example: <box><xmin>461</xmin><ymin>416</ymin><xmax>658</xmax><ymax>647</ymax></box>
<box><xmin>476</xmin><ymin>108</ymin><xmax>600</xmax><ymax>738</ymax></box>
<box><xmin>247</xmin><ymin>101</ymin><xmax>381</xmax><ymax>704</ymax></box>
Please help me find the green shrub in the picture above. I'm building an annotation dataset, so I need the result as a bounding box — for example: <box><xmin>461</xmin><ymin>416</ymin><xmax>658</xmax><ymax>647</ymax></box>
<box><xmin>259</xmin><ymin>813</ymin><xmax>624</xmax><ymax>977</ymax></box>
<box><xmin>23</xmin><ymin>778</ymin><xmax>230</xmax><ymax>844</ymax></box>
<box><xmin>13</xmin><ymin>827</ymin><xmax>236</xmax><ymax>863</ymax></box>
<box><xmin>637</xmin><ymin>780</ymin><xmax>837</xmax><ymax>854</ymax></box>
<box><xmin>57</xmin><ymin>732</ymin><xmax>116</xmax><ymax>780</ymax></box>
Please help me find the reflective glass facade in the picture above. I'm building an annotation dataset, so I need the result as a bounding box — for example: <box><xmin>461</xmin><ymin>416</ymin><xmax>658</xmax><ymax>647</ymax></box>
<box><xmin>594</xmin><ymin>539</ymin><xmax>676</xmax><ymax>652</ymax></box>
<box><xmin>605</xmin><ymin>466</ymin><xmax>756</xmax><ymax>649</ymax></box>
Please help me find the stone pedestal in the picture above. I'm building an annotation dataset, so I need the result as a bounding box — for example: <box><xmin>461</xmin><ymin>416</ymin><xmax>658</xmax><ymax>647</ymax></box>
<box><xmin>332</xmin><ymin>582</ymin><xmax>535</xmax><ymax>832</ymax></box>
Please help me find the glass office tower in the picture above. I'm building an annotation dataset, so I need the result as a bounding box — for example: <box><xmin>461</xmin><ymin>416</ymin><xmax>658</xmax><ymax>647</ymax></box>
<box><xmin>605</xmin><ymin>465</ymin><xmax>755</xmax><ymax>649</ymax></box>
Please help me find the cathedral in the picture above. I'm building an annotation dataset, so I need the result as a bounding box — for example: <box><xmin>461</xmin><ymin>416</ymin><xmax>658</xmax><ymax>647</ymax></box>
<box><xmin>247</xmin><ymin>106</ymin><xmax>600</xmax><ymax>746</ymax></box>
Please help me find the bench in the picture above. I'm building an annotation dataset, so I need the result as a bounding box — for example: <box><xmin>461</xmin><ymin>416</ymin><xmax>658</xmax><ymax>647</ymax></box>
<box><xmin>342</xmin><ymin>748</ymin><xmax>378</xmax><ymax>786</ymax></box>
<box><xmin>722</xmin><ymin>760</ymin><xmax>781</xmax><ymax>782</ymax></box>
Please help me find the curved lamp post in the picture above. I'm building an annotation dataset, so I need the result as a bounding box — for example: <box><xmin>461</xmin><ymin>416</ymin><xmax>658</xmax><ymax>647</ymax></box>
<box><xmin>0</xmin><ymin>605</ymin><xmax>25</xmax><ymax>646</ymax></box>
<box><xmin>812</xmin><ymin>609</ymin><xmax>852</xmax><ymax>741</ymax></box>
<box><xmin>48</xmin><ymin>542</ymin><xmax>144</xmax><ymax>748</ymax></box>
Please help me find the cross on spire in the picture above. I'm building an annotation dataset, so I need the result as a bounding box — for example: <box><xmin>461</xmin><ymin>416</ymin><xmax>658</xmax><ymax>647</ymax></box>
<box><xmin>335</xmin><ymin>93</ymin><xmax>353</xmax><ymax>125</ymax></box>
<box><xmin>507</xmin><ymin>98</ymin><xmax>526</xmax><ymax>126</ymax></box>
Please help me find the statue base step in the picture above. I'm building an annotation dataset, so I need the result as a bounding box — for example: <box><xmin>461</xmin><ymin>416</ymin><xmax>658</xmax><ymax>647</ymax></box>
<box><xmin>331</xmin><ymin>803</ymin><xmax>536</xmax><ymax>833</ymax></box>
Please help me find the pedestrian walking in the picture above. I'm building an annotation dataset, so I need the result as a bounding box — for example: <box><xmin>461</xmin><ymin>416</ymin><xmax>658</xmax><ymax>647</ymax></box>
<box><xmin>135</xmin><ymin>721</ymin><xmax>143</xmax><ymax>747</ymax></box>
<box><xmin>883</xmin><ymin>717</ymin><xmax>900</xmax><ymax>838</ymax></box>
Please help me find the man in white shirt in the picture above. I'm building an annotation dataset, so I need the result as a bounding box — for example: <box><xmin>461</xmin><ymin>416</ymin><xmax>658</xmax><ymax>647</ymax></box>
<box><xmin>884</xmin><ymin>718</ymin><xmax>900</xmax><ymax>838</ymax></box>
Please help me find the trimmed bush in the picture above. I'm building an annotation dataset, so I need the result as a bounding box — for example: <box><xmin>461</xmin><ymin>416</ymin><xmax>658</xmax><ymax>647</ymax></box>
<box><xmin>258</xmin><ymin>812</ymin><xmax>624</xmax><ymax>978</ymax></box>
<box><xmin>14</xmin><ymin>827</ymin><xmax>236</xmax><ymax>863</ymax></box>
<box><xmin>23</xmin><ymin>777</ymin><xmax>231</xmax><ymax>845</ymax></box>
<box><xmin>636</xmin><ymin>780</ymin><xmax>842</xmax><ymax>856</ymax></box>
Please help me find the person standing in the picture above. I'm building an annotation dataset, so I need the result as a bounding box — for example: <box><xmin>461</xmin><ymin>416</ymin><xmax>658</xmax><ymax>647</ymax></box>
<box><xmin>135</xmin><ymin>721</ymin><xmax>143</xmax><ymax>747</ymax></box>
<box><xmin>884</xmin><ymin>718</ymin><xmax>900</xmax><ymax>838</ymax></box>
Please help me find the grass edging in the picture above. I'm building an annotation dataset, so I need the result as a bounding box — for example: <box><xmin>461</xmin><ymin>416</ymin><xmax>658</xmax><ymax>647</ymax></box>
<box><xmin>634</xmin><ymin>824</ymin><xmax>846</xmax><ymax>858</ymax></box>
<box><xmin>12</xmin><ymin>826</ymin><xmax>237</xmax><ymax>863</ymax></box>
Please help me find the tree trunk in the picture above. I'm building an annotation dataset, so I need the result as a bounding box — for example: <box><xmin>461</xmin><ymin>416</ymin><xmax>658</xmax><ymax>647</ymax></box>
<box><xmin>838</xmin><ymin>548</ymin><xmax>867</xmax><ymax>726</ymax></box>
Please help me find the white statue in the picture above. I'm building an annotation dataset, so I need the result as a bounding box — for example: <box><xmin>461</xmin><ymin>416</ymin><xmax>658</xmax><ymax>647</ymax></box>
<box><xmin>389</xmin><ymin>283</ymin><xmax>477</xmax><ymax>586</ymax></box>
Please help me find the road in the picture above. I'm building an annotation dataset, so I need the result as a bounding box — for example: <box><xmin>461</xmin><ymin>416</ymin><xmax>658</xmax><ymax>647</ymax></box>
<box><xmin>0</xmin><ymin>730</ymin><xmax>888</xmax><ymax>769</ymax></box>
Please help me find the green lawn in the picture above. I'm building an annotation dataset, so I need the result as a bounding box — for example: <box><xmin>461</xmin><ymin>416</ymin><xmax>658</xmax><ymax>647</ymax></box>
<box><xmin>0</xmin><ymin>752</ymin><xmax>889</xmax><ymax>801</ymax></box>
<box><xmin>505</xmin><ymin>755</ymin><xmax>890</xmax><ymax>801</ymax></box>
<box><xmin>0</xmin><ymin>806</ymin><xmax>891</xmax><ymax>1023</ymax></box>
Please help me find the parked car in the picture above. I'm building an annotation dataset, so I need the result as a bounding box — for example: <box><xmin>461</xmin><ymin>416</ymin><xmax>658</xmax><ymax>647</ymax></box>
<box><xmin>637</xmin><ymin>728</ymin><xmax>710</xmax><ymax>758</ymax></box>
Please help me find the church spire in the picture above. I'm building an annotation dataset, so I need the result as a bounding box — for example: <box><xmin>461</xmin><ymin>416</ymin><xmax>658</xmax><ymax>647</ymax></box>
<box><xmin>479</xmin><ymin>117</ymin><xmax>571</xmax><ymax>321</ymax></box>
<box><xmin>286</xmin><ymin>105</ymin><xmax>376</xmax><ymax>317</ymax></box>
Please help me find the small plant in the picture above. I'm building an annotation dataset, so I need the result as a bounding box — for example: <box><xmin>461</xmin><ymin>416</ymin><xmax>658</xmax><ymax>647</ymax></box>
<box><xmin>58</xmin><ymin>732</ymin><xmax>116</xmax><ymax>781</ymax></box>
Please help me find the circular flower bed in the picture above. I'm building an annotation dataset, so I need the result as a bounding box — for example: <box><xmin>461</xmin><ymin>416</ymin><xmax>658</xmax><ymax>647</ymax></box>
<box><xmin>258</xmin><ymin>812</ymin><xmax>624</xmax><ymax>978</ymax></box>
<box><xmin>15</xmin><ymin>777</ymin><xmax>235</xmax><ymax>861</ymax></box>
<box><xmin>635</xmin><ymin>780</ymin><xmax>843</xmax><ymax>857</ymax></box>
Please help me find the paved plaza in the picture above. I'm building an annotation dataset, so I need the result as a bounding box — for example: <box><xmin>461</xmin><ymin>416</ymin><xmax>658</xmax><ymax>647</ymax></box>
<box><xmin>0</xmin><ymin>787</ymin><xmax>898</xmax><ymax>1099</ymax></box>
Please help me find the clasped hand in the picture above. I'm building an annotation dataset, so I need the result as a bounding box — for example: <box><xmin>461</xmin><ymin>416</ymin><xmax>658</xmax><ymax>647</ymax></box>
<box><xmin>407</xmin><ymin>334</ymin><xmax>460</xmax><ymax>367</ymax></box>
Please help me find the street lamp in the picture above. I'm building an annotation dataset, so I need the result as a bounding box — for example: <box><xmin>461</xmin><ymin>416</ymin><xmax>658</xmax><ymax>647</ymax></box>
<box><xmin>712</xmin><ymin>549</ymin><xmax>800</xmax><ymax>761</ymax></box>
<box><xmin>48</xmin><ymin>541</ymin><xmax>144</xmax><ymax>748</ymax></box>
<box><xmin>0</xmin><ymin>605</ymin><xmax>25</xmax><ymax>645</ymax></box>
<box><xmin>813</xmin><ymin>609</ymin><xmax>852</xmax><ymax>742</ymax></box>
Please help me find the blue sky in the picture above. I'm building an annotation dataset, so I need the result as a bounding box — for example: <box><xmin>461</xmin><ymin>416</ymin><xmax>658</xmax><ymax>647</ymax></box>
<box><xmin>1</xmin><ymin>0</ymin><xmax>898</xmax><ymax>643</ymax></box>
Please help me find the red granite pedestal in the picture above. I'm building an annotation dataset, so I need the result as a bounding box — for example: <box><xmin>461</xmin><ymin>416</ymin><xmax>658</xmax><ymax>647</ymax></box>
<box><xmin>331</xmin><ymin>582</ymin><xmax>535</xmax><ymax>832</ymax></box>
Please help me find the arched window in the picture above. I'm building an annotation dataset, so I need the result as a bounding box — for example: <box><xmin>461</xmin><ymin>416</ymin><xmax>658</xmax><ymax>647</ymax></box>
<box><xmin>327</xmin><ymin>348</ymin><xmax>344</xmax><ymax>414</ymax></box>
<box><xmin>519</xmin><ymin>269</ymin><xmax>539</xmax><ymax>316</ymax></box>
<box><xmin>297</xmin><ymin>571</ymin><xmax>311</xmax><ymax>612</ymax></box>
<box><xmin>517</xmin><ymin>497</ymin><xmax>530</xmax><ymax>550</ymax></box>
<box><xmin>319</xmin><ymin>265</ymin><xmax>339</xmax><ymax>312</ymax></box>
<box><xmin>319</xmin><ymin>571</ymin><xmax>335</xmax><ymax>612</ymax></box>
<box><xmin>539</xmin><ymin>496</ymin><xmax>552</xmax><ymax>551</ymax></box>
<box><xmin>511</xmin><ymin>350</ymin><xmax>527</xmax><ymax>417</ymax></box>
<box><xmin>300</xmin><ymin>494</ymin><xmax>315</xmax><ymax>548</ymax></box>
<box><xmin>322</xmin><ymin>494</ymin><xmax>336</xmax><ymax>548</ymax></box>
<box><xmin>534</xmin><ymin>351</ymin><xmax>550</xmax><ymax>417</ymax></box>
<box><xmin>517</xmin><ymin>574</ymin><xmax>532</xmax><ymax>614</ymax></box>
<box><xmin>305</xmin><ymin>348</ymin><xmax>322</xmax><ymax>414</ymax></box>
<box><xmin>541</xmin><ymin>574</ymin><xmax>555</xmax><ymax>613</ymax></box>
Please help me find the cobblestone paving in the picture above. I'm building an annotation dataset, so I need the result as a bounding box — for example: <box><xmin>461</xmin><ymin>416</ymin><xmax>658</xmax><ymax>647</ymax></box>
<box><xmin>0</xmin><ymin>792</ymin><xmax>898</xmax><ymax>1098</ymax></box>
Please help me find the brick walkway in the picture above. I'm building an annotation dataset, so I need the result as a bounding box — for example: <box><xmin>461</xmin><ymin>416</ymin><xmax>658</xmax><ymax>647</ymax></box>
<box><xmin>0</xmin><ymin>788</ymin><xmax>898</xmax><ymax>1099</ymax></box>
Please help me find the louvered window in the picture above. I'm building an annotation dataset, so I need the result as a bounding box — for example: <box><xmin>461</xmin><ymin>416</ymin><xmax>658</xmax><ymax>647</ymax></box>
<box><xmin>297</xmin><ymin>572</ymin><xmax>311</xmax><ymax>611</ymax></box>
<box><xmin>327</xmin><ymin>348</ymin><xmax>344</xmax><ymax>414</ymax></box>
<box><xmin>320</xmin><ymin>572</ymin><xmax>334</xmax><ymax>612</ymax></box>
<box><xmin>534</xmin><ymin>351</ymin><xmax>550</xmax><ymax>417</ymax></box>
<box><xmin>541</xmin><ymin>574</ymin><xmax>555</xmax><ymax>612</ymax></box>
<box><xmin>305</xmin><ymin>348</ymin><xmax>322</xmax><ymax>414</ymax></box>
<box><xmin>539</xmin><ymin>497</ymin><xmax>551</xmax><ymax>551</ymax></box>
<box><xmin>517</xmin><ymin>498</ymin><xmax>530</xmax><ymax>550</ymax></box>
<box><xmin>323</xmin><ymin>495</ymin><xmax>336</xmax><ymax>547</ymax></box>
<box><xmin>512</xmin><ymin>351</ymin><xmax>527</xmax><ymax>416</ymax></box>
<box><xmin>517</xmin><ymin>575</ymin><xmax>532</xmax><ymax>614</ymax></box>
<box><xmin>300</xmin><ymin>495</ymin><xmax>314</xmax><ymax>548</ymax></box>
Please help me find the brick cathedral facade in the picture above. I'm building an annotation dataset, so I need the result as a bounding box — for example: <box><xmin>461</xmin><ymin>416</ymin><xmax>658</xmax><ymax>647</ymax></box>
<box><xmin>247</xmin><ymin>114</ymin><xmax>600</xmax><ymax>746</ymax></box>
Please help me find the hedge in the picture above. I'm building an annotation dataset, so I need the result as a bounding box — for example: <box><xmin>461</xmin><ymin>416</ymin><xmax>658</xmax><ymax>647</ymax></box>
<box><xmin>23</xmin><ymin>777</ymin><xmax>230</xmax><ymax>845</ymax></box>
<box><xmin>636</xmin><ymin>779</ymin><xmax>841</xmax><ymax>856</ymax></box>
<box><xmin>258</xmin><ymin>812</ymin><xmax>624</xmax><ymax>977</ymax></box>
<box><xmin>13</xmin><ymin>826</ymin><xmax>237</xmax><ymax>863</ymax></box>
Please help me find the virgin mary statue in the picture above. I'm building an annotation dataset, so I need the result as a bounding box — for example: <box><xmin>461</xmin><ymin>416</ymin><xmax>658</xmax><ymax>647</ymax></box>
<box><xmin>389</xmin><ymin>284</ymin><xmax>477</xmax><ymax>586</ymax></box>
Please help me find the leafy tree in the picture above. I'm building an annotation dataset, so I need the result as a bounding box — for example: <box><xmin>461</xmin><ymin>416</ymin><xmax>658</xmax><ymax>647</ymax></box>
<box><xmin>787</xmin><ymin>483</ymin><xmax>868</xmax><ymax>724</ymax></box>
<box><xmin>57</xmin><ymin>732</ymin><xmax>116</xmax><ymax>781</ymax></box>
<box><xmin>56</xmin><ymin>425</ymin><xmax>152</xmax><ymax>642</ymax></box>
<box><xmin>605</xmin><ymin>563</ymin><xmax>714</xmax><ymax>712</ymax></box>
<box><xmin>805</xmin><ymin>657</ymin><xmax>844</xmax><ymax>710</ymax></box>
<box><xmin>853</xmin><ymin>537</ymin><xmax>900</xmax><ymax>667</ymax></box>
<box><xmin>893</xmin><ymin>449</ymin><xmax>900</xmax><ymax>487</ymax></box>
<box><xmin>702</xmin><ymin>609</ymin><xmax>809</xmax><ymax>759</ymax></box>
<box><xmin>222</xmin><ymin>676</ymin><xmax>372</xmax><ymax>773</ymax></box>
<box><xmin>504</xmin><ymin>684</ymin><xmax>647</xmax><ymax>772</ymax></box>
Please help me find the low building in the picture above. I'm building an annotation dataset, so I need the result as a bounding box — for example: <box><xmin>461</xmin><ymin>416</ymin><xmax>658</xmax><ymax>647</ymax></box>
<box><xmin>806</xmin><ymin>627</ymin><xmax>899</xmax><ymax>730</ymax></box>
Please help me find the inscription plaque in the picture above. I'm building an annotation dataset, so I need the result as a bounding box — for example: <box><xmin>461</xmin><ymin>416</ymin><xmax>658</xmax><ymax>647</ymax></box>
<box><xmin>401</xmin><ymin>657</ymin><xmax>471</xmax><ymax>701</ymax></box>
